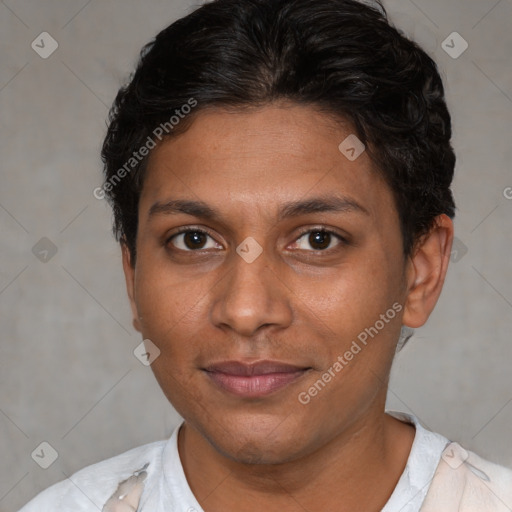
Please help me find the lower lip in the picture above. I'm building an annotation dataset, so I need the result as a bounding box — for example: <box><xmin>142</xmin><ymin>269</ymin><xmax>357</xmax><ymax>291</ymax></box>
<box><xmin>205</xmin><ymin>370</ymin><xmax>308</xmax><ymax>398</ymax></box>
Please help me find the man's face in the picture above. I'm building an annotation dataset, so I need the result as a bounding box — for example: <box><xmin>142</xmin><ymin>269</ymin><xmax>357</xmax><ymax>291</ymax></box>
<box><xmin>126</xmin><ymin>103</ymin><xmax>410</xmax><ymax>464</ymax></box>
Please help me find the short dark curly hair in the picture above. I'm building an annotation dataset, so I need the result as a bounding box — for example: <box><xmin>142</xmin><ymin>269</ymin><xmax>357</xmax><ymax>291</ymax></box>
<box><xmin>100</xmin><ymin>0</ymin><xmax>456</xmax><ymax>264</ymax></box>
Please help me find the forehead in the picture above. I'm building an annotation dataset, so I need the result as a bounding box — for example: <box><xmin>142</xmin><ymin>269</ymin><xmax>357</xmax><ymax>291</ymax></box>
<box><xmin>140</xmin><ymin>103</ymin><xmax>395</xmax><ymax>223</ymax></box>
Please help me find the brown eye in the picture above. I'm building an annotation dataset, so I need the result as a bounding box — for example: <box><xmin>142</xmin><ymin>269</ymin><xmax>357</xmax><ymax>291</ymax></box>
<box><xmin>168</xmin><ymin>230</ymin><xmax>221</xmax><ymax>251</ymax></box>
<box><xmin>308</xmin><ymin>231</ymin><xmax>331</xmax><ymax>250</ymax></box>
<box><xmin>292</xmin><ymin>229</ymin><xmax>345</xmax><ymax>252</ymax></box>
<box><xmin>183</xmin><ymin>231</ymin><xmax>207</xmax><ymax>249</ymax></box>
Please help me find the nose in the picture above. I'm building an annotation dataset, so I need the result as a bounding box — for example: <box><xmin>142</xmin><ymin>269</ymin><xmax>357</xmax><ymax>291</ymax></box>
<box><xmin>210</xmin><ymin>246</ymin><xmax>293</xmax><ymax>337</ymax></box>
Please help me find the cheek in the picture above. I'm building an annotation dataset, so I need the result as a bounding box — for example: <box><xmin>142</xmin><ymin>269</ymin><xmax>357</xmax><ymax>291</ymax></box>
<box><xmin>133</xmin><ymin>260</ymin><xmax>207</xmax><ymax>345</ymax></box>
<box><xmin>134</xmin><ymin>265</ymin><xmax>207</xmax><ymax>405</ymax></box>
<box><xmin>132</xmin><ymin>259</ymin><xmax>222</xmax><ymax>409</ymax></box>
<box><xmin>296</xmin><ymin>262</ymin><xmax>388</xmax><ymax>327</ymax></box>
<box><xmin>293</xmin><ymin>254</ymin><xmax>403</xmax><ymax>366</ymax></box>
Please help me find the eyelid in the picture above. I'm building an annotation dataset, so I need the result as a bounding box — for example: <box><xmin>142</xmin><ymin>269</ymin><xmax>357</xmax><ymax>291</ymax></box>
<box><xmin>292</xmin><ymin>226</ymin><xmax>350</xmax><ymax>246</ymax></box>
<box><xmin>168</xmin><ymin>226</ymin><xmax>215</xmax><ymax>238</ymax></box>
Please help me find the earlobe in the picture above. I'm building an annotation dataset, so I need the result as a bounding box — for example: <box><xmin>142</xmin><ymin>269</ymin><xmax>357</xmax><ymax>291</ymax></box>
<box><xmin>121</xmin><ymin>243</ymin><xmax>142</xmax><ymax>333</ymax></box>
<box><xmin>402</xmin><ymin>214</ymin><xmax>454</xmax><ymax>328</ymax></box>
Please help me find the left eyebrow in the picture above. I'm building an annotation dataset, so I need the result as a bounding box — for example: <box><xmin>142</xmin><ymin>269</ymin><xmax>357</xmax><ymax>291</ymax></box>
<box><xmin>276</xmin><ymin>195</ymin><xmax>370</xmax><ymax>220</ymax></box>
<box><xmin>147</xmin><ymin>194</ymin><xmax>370</xmax><ymax>222</ymax></box>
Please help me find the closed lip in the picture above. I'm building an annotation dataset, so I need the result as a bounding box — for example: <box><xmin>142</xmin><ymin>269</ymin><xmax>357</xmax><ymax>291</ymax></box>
<box><xmin>203</xmin><ymin>360</ymin><xmax>312</xmax><ymax>398</ymax></box>
<box><xmin>203</xmin><ymin>360</ymin><xmax>310</xmax><ymax>376</ymax></box>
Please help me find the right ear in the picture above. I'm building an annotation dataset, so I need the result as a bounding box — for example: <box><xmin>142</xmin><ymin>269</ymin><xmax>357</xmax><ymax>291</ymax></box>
<box><xmin>121</xmin><ymin>242</ymin><xmax>142</xmax><ymax>333</ymax></box>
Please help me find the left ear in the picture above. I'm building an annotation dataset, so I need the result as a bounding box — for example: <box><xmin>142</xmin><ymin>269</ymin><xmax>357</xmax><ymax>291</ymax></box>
<box><xmin>122</xmin><ymin>242</ymin><xmax>142</xmax><ymax>333</ymax></box>
<box><xmin>402</xmin><ymin>214</ymin><xmax>454</xmax><ymax>328</ymax></box>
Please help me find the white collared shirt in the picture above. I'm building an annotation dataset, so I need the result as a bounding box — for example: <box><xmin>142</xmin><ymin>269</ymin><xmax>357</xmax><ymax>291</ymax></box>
<box><xmin>19</xmin><ymin>410</ymin><xmax>509</xmax><ymax>512</ymax></box>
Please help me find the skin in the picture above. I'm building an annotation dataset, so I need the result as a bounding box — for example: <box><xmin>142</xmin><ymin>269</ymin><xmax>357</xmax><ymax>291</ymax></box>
<box><xmin>122</xmin><ymin>102</ymin><xmax>454</xmax><ymax>511</ymax></box>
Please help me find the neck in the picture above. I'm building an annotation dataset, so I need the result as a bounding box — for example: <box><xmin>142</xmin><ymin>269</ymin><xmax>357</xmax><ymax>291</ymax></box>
<box><xmin>178</xmin><ymin>406</ymin><xmax>415</xmax><ymax>512</ymax></box>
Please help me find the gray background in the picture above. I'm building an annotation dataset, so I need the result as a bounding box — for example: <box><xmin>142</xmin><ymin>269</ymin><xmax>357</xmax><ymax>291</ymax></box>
<box><xmin>0</xmin><ymin>0</ymin><xmax>511</xmax><ymax>510</ymax></box>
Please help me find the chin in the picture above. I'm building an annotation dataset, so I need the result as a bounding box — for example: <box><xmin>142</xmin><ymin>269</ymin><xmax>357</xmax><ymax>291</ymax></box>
<box><xmin>197</xmin><ymin>410</ymin><xmax>311</xmax><ymax>465</ymax></box>
<box><xmin>211</xmin><ymin>431</ymin><xmax>302</xmax><ymax>465</ymax></box>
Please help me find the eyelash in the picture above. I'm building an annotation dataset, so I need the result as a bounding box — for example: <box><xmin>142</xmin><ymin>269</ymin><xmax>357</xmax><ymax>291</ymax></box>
<box><xmin>165</xmin><ymin>226</ymin><xmax>349</xmax><ymax>253</ymax></box>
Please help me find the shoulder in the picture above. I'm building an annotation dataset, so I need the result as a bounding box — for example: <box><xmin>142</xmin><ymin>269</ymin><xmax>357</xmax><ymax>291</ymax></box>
<box><xmin>18</xmin><ymin>440</ymin><xmax>167</xmax><ymax>512</ymax></box>
<box><xmin>421</xmin><ymin>442</ymin><xmax>512</xmax><ymax>512</ymax></box>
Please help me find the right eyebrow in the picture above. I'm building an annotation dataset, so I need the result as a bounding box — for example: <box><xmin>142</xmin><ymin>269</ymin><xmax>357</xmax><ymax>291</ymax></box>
<box><xmin>148</xmin><ymin>199</ymin><xmax>220</xmax><ymax>221</ymax></box>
